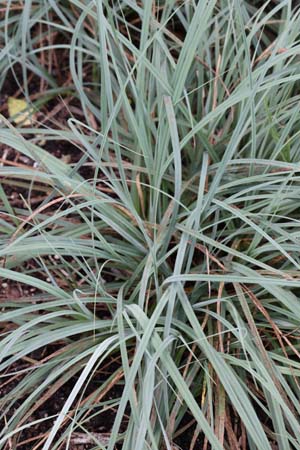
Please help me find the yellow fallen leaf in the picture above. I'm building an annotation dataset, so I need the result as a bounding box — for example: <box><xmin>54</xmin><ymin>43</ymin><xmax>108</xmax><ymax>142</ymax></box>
<box><xmin>7</xmin><ymin>97</ymin><xmax>34</xmax><ymax>126</ymax></box>
<box><xmin>61</xmin><ymin>154</ymin><xmax>72</xmax><ymax>164</ymax></box>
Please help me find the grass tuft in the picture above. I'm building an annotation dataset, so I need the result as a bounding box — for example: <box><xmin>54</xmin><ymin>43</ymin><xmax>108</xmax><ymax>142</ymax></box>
<box><xmin>1</xmin><ymin>1</ymin><xmax>300</xmax><ymax>449</ymax></box>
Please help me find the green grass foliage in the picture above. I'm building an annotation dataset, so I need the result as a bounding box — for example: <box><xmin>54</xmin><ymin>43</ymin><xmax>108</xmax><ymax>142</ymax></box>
<box><xmin>1</xmin><ymin>1</ymin><xmax>300</xmax><ymax>449</ymax></box>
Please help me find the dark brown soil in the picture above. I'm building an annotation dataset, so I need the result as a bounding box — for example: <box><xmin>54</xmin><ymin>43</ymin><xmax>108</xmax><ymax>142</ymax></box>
<box><xmin>0</xmin><ymin>350</ymin><xmax>124</xmax><ymax>449</ymax></box>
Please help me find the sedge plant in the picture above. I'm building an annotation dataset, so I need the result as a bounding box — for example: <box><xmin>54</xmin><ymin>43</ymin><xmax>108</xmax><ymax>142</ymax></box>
<box><xmin>1</xmin><ymin>1</ymin><xmax>300</xmax><ymax>449</ymax></box>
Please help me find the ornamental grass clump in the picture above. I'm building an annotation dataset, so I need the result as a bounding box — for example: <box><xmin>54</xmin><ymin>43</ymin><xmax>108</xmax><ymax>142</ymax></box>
<box><xmin>1</xmin><ymin>1</ymin><xmax>300</xmax><ymax>449</ymax></box>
